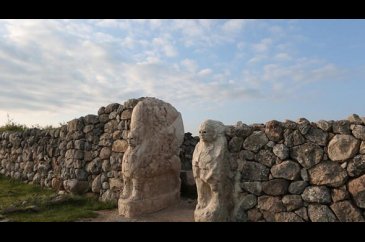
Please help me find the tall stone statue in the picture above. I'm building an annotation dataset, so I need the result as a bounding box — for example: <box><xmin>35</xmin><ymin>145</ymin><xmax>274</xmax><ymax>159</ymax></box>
<box><xmin>192</xmin><ymin>120</ymin><xmax>233</xmax><ymax>222</ymax></box>
<box><xmin>118</xmin><ymin>97</ymin><xmax>184</xmax><ymax>218</ymax></box>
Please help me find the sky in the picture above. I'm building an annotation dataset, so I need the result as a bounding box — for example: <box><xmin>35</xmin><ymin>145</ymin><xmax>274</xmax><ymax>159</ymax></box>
<box><xmin>0</xmin><ymin>19</ymin><xmax>365</xmax><ymax>135</ymax></box>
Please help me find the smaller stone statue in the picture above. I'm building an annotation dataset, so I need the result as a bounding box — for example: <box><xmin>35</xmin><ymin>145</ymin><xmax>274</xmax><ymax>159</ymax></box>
<box><xmin>192</xmin><ymin>120</ymin><xmax>233</xmax><ymax>222</ymax></box>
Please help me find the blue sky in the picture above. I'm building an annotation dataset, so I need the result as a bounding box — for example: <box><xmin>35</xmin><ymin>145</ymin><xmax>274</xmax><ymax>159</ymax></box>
<box><xmin>0</xmin><ymin>19</ymin><xmax>364</xmax><ymax>135</ymax></box>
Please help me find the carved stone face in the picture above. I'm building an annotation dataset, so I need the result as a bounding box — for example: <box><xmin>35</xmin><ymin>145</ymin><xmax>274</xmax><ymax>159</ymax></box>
<box><xmin>199</xmin><ymin>123</ymin><xmax>216</xmax><ymax>143</ymax></box>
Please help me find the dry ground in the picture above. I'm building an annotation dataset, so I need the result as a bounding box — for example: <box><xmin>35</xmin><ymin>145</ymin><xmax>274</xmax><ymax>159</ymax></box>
<box><xmin>78</xmin><ymin>198</ymin><xmax>196</xmax><ymax>222</ymax></box>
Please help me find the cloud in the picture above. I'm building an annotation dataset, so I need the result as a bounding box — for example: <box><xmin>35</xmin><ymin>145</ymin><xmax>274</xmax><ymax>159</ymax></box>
<box><xmin>222</xmin><ymin>20</ymin><xmax>247</xmax><ymax>33</ymax></box>
<box><xmin>253</xmin><ymin>38</ymin><xmax>273</xmax><ymax>53</ymax></box>
<box><xmin>180</xmin><ymin>59</ymin><xmax>198</xmax><ymax>73</ymax></box>
<box><xmin>241</xmin><ymin>58</ymin><xmax>346</xmax><ymax>100</ymax></box>
<box><xmin>274</xmin><ymin>52</ymin><xmax>291</xmax><ymax>61</ymax></box>
<box><xmin>0</xmin><ymin>19</ymin><xmax>358</xmax><ymax>131</ymax></box>
<box><xmin>197</xmin><ymin>68</ymin><xmax>212</xmax><ymax>76</ymax></box>
<box><xmin>152</xmin><ymin>37</ymin><xmax>178</xmax><ymax>57</ymax></box>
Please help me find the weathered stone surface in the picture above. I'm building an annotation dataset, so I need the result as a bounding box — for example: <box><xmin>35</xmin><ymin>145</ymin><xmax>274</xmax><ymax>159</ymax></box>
<box><xmin>330</xmin><ymin>201</ymin><xmax>364</xmax><ymax>222</ymax></box>
<box><xmin>257</xmin><ymin>196</ymin><xmax>285</xmax><ymax>212</ymax></box>
<box><xmin>236</xmin><ymin>194</ymin><xmax>257</xmax><ymax>211</ymax></box>
<box><xmin>284</xmin><ymin>130</ymin><xmax>305</xmax><ymax>148</ymax></box>
<box><xmin>360</xmin><ymin>141</ymin><xmax>365</xmax><ymax>154</ymax></box>
<box><xmin>67</xmin><ymin>119</ymin><xmax>84</xmax><ymax>133</ymax></box>
<box><xmin>294</xmin><ymin>207</ymin><xmax>308</xmax><ymax>221</ymax></box>
<box><xmin>109</xmin><ymin>111</ymin><xmax>117</xmax><ymax>120</ymax></box>
<box><xmin>234</xmin><ymin>208</ymin><xmax>248</xmax><ymax>222</ymax></box>
<box><xmin>283</xmin><ymin>119</ymin><xmax>297</xmax><ymax>130</ymax></box>
<box><xmin>99</xmin><ymin>147</ymin><xmax>111</xmax><ymax>160</ymax></box>
<box><xmin>275</xmin><ymin>212</ymin><xmax>304</xmax><ymax>222</ymax></box>
<box><xmin>265</xmin><ymin>120</ymin><xmax>283</xmax><ymax>142</ymax></box>
<box><xmin>75</xmin><ymin>169</ymin><xmax>88</xmax><ymax>181</ymax></box>
<box><xmin>328</xmin><ymin>135</ymin><xmax>360</xmax><ymax>162</ymax></box>
<box><xmin>302</xmin><ymin>186</ymin><xmax>331</xmax><ymax>204</ymax></box>
<box><xmin>242</xmin><ymin>131</ymin><xmax>268</xmax><ymax>153</ymax></box>
<box><xmin>316</xmin><ymin>120</ymin><xmax>332</xmax><ymax>132</ymax></box>
<box><xmin>241</xmin><ymin>182</ymin><xmax>262</xmax><ymax>195</ymax></box>
<box><xmin>305</xmin><ymin>127</ymin><xmax>328</xmax><ymax>146</ymax></box>
<box><xmin>51</xmin><ymin>178</ymin><xmax>62</xmax><ymax>190</ymax></box>
<box><xmin>271</xmin><ymin>160</ymin><xmax>301</xmax><ymax>180</ymax></box>
<box><xmin>86</xmin><ymin>158</ymin><xmax>102</xmax><ymax>174</ymax></box>
<box><xmin>102</xmin><ymin>160</ymin><xmax>111</xmax><ymax>172</ymax></box>
<box><xmin>228</xmin><ymin>137</ymin><xmax>243</xmax><ymax>153</ymax></box>
<box><xmin>74</xmin><ymin>140</ymin><xmax>85</xmax><ymax>150</ymax></box>
<box><xmin>192</xmin><ymin>120</ymin><xmax>232</xmax><ymax>222</ymax></box>
<box><xmin>109</xmin><ymin>178</ymin><xmax>123</xmax><ymax>191</ymax></box>
<box><xmin>121</xmin><ymin>109</ymin><xmax>132</xmax><ymax>120</ymax></box>
<box><xmin>101</xmin><ymin>190</ymin><xmax>118</xmax><ymax>203</ymax></box>
<box><xmin>262</xmin><ymin>179</ymin><xmax>289</xmax><ymax>196</ymax></box>
<box><xmin>239</xmin><ymin>150</ymin><xmax>255</xmax><ymax>160</ymax></box>
<box><xmin>309</xmin><ymin>161</ymin><xmax>347</xmax><ymax>187</ymax></box>
<box><xmin>273</xmin><ymin>144</ymin><xmax>289</xmax><ymax>160</ymax></box>
<box><xmin>266</xmin><ymin>141</ymin><xmax>275</xmax><ymax>148</ymax></box>
<box><xmin>282</xmin><ymin>195</ymin><xmax>303</xmax><ymax>212</ymax></box>
<box><xmin>104</xmin><ymin>103</ymin><xmax>120</xmax><ymax>114</ymax></box>
<box><xmin>331</xmin><ymin>186</ymin><xmax>349</xmax><ymax>202</ymax></box>
<box><xmin>123</xmin><ymin>98</ymin><xmax>141</xmax><ymax>109</ymax></box>
<box><xmin>119</xmin><ymin>98</ymin><xmax>185</xmax><ymax>219</ymax></box>
<box><xmin>333</xmin><ymin>120</ymin><xmax>351</xmax><ymax>134</ymax></box>
<box><xmin>74</xmin><ymin>150</ymin><xmax>84</xmax><ymax>160</ymax></box>
<box><xmin>308</xmin><ymin>204</ymin><xmax>338</xmax><ymax>222</ymax></box>
<box><xmin>97</xmin><ymin>106</ymin><xmax>105</xmax><ymax>115</ymax></box>
<box><xmin>102</xmin><ymin>182</ymin><xmax>110</xmax><ymax>190</ymax></box>
<box><xmin>348</xmin><ymin>174</ymin><xmax>365</xmax><ymax>208</ymax></box>
<box><xmin>297</xmin><ymin>118</ymin><xmax>311</xmax><ymax>135</ymax></box>
<box><xmin>234</xmin><ymin>122</ymin><xmax>253</xmax><ymax>138</ymax></box>
<box><xmin>290</xmin><ymin>143</ymin><xmax>323</xmax><ymax>168</ymax></box>
<box><xmin>352</xmin><ymin>125</ymin><xmax>365</xmax><ymax>141</ymax></box>
<box><xmin>247</xmin><ymin>208</ymin><xmax>263</xmax><ymax>222</ymax></box>
<box><xmin>255</xmin><ymin>149</ymin><xmax>277</xmax><ymax>167</ymax></box>
<box><xmin>347</xmin><ymin>155</ymin><xmax>365</xmax><ymax>177</ymax></box>
<box><xmin>261</xmin><ymin>211</ymin><xmax>275</xmax><ymax>222</ymax></box>
<box><xmin>104</xmin><ymin>120</ymin><xmax>118</xmax><ymax>132</ymax></box>
<box><xmin>98</xmin><ymin>114</ymin><xmax>109</xmax><ymax>124</ymax></box>
<box><xmin>112</xmin><ymin>140</ymin><xmax>128</xmax><ymax>153</ymax></box>
<box><xmin>241</xmin><ymin>161</ymin><xmax>269</xmax><ymax>181</ymax></box>
<box><xmin>84</xmin><ymin>114</ymin><xmax>99</xmax><ymax>124</ymax></box>
<box><xmin>288</xmin><ymin>181</ymin><xmax>308</xmax><ymax>194</ymax></box>
<box><xmin>91</xmin><ymin>175</ymin><xmax>101</xmax><ymax>193</ymax></box>
<box><xmin>63</xmin><ymin>179</ymin><xmax>89</xmax><ymax>195</ymax></box>
<box><xmin>301</xmin><ymin>168</ymin><xmax>309</xmax><ymax>181</ymax></box>
<box><xmin>348</xmin><ymin>114</ymin><xmax>363</xmax><ymax>125</ymax></box>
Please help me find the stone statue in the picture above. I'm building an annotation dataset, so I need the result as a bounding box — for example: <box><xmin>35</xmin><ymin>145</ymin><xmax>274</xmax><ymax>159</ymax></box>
<box><xmin>192</xmin><ymin>120</ymin><xmax>233</xmax><ymax>222</ymax></box>
<box><xmin>118</xmin><ymin>97</ymin><xmax>184</xmax><ymax>218</ymax></box>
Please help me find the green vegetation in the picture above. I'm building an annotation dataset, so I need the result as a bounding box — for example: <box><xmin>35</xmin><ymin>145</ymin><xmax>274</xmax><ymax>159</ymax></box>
<box><xmin>0</xmin><ymin>114</ymin><xmax>27</xmax><ymax>132</ymax></box>
<box><xmin>0</xmin><ymin>114</ymin><xmax>65</xmax><ymax>133</ymax></box>
<box><xmin>0</xmin><ymin>175</ymin><xmax>116</xmax><ymax>222</ymax></box>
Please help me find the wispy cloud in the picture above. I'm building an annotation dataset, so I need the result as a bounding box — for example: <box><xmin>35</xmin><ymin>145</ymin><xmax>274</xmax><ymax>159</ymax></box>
<box><xmin>0</xmin><ymin>19</ymin><xmax>361</xmax><ymax>131</ymax></box>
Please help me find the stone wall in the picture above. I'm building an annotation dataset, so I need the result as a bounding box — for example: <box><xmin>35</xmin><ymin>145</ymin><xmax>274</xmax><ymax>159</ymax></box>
<box><xmin>226</xmin><ymin>114</ymin><xmax>365</xmax><ymax>222</ymax></box>
<box><xmin>3</xmin><ymin>95</ymin><xmax>365</xmax><ymax>222</ymax></box>
<box><xmin>0</xmin><ymin>98</ymin><xmax>144</xmax><ymax>203</ymax></box>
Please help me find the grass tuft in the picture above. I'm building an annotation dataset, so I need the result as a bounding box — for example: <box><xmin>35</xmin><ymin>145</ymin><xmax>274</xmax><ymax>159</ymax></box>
<box><xmin>0</xmin><ymin>175</ymin><xmax>116</xmax><ymax>222</ymax></box>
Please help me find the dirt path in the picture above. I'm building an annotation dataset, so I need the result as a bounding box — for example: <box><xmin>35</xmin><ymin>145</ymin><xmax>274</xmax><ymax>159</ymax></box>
<box><xmin>79</xmin><ymin>198</ymin><xmax>196</xmax><ymax>222</ymax></box>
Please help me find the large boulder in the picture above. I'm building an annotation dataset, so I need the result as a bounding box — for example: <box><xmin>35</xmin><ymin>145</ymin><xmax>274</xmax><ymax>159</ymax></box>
<box><xmin>290</xmin><ymin>143</ymin><xmax>323</xmax><ymax>168</ymax></box>
<box><xmin>308</xmin><ymin>161</ymin><xmax>348</xmax><ymax>187</ymax></box>
<box><xmin>328</xmin><ymin>135</ymin><xmax>360</xmax><ymax>162</ymax></box>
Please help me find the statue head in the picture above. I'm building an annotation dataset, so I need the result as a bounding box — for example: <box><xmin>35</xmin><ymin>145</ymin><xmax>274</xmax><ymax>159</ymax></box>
<box><xmin>199</xmin><ymin>120</ymin><xmax>226</xmax><ymax>143</ymax></box>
